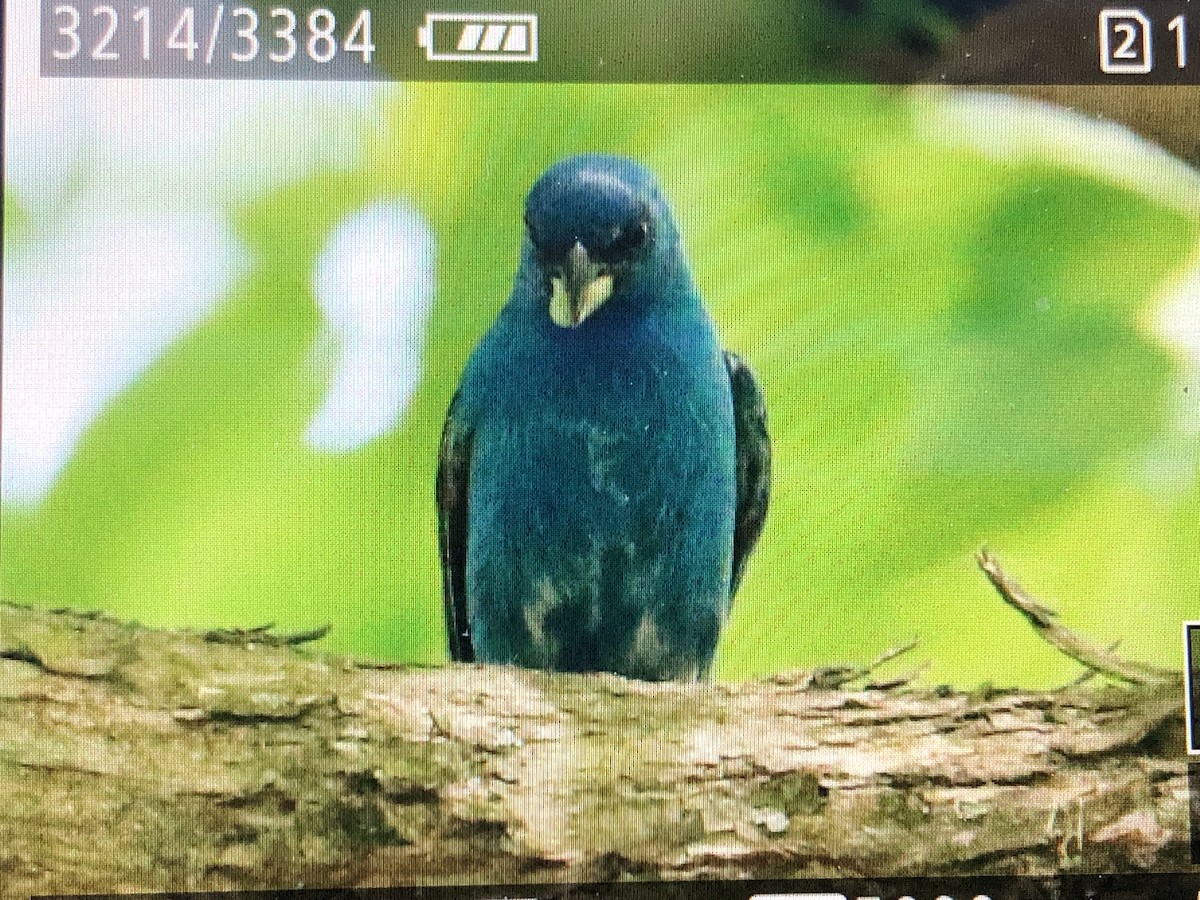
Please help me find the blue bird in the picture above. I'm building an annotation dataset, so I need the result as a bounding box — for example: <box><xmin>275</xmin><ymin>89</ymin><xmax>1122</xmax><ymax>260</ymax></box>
<box><xmin>437</xmin><ymin>154</ymin><xmax>769</xmax><ymax>681</ymax></box>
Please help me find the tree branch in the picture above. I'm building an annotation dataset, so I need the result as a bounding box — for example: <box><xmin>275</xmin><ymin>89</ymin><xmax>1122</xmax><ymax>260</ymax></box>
<box><xmin>977</xmin><ymin>550</ymin><xmax>1179</xmax><ymax>687</ymax></box>
<box><xmin>0</xmin><ymin>560</ymin><xmax>1188</xmax><ymax>896</ymax></box>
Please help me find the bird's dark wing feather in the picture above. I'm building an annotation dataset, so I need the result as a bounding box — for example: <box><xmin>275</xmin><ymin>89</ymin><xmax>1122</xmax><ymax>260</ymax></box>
<box><xmin>437</xmin><ymin>389</ymin><xmax>475</xmax><ymax>662</ymax></box>
<box><xmin>724</xmin><ymin>351</ymin><xmax>771</xmax><ymax>599</ymax></box>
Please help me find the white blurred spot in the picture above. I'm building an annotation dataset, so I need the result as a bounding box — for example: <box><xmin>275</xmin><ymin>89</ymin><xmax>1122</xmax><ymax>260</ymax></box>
<box><xmin>918</xmin><ymin>88</ymin><xmax>1200</xmax><ymax>490</ymax></box>
<box><xmin>1137</xmin><ymin>249</ymin><xmax>1200</xmax><ymax>490</ymax></box>
<box><xmin>1</xmin><ymin>204</ymin><xmax>246</xmax><ymax>506</ymax></box>
<box><xmin>3</xmin><ymin>0</ymin><xmax>399</xmax><ymax>505</ymax></box>
<box><xmin>918</xmin><ymin>88</ymin><xmax>1200</xmax><ymax>361</ymax></box>
<box><xmin>306</xmin><ymin>202</ymin><xmax>436</xmax><ymax>451</ymax></box>
<box><xmin>914</xmin><ymin>88</ymin><xmax>1200</xmax><ymax>217</ymax></box>
<box><xmin>4</xmin><ymin>0</ymin><xmax>394</xmax><ymax>218</ymax></box>
<box><xmin>918</xmin><ymin>88</ymin><xmax>1200</xmax><ymax>368</ymax></box>
<box><xmin>1161</xmin><ymin>264</ymin><xmax>1200</xmax><ymax>367</ymax></box>
<box><xmin>1153</xmin><ymin>247</ymin><xmax>1200</xmax><ymax>442</ymax></box>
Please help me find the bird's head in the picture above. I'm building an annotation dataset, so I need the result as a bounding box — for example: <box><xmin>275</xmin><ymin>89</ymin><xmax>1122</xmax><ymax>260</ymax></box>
<box><xmin>522</xmin><ymin>154</ymin><xmax>683</xmax><ymax>329</ymax></box>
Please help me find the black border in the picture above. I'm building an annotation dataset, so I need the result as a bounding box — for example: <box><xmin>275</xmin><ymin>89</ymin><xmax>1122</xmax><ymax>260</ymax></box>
<box><xmin>1188</xmin><ymin>621</ymin><xmax>1199</xmax><ymax>755</ymax></box>
<box><xmin>32</xmin><ymin>873</ymin><xmax>1200</xmax><ymax>900</ymax></box>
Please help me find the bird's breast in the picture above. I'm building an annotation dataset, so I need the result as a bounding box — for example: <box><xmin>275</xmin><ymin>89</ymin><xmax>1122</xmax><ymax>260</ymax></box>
<box><xmin>463</xmin><ymin>312</ymin><xmax>736</xmax><ymax>677</ymax></box>
<box><xmin>470</xmin><ymin>322</ymin><xmax>736</xmax><ymax>576</ymax></box>
<box><xmin>507</xmin><ymin>339</ymin><xmax>731</xmax><ymax>512</ymax></box>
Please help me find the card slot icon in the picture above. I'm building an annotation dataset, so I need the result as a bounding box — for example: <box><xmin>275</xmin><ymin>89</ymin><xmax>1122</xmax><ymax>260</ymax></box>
<box><xmin>1099</xmin><ymin>8</ymin><xmax>1154</xmax><ymax>74</ymax></box>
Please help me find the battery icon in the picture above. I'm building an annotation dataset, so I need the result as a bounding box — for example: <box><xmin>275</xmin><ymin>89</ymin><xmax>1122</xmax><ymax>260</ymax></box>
<box><xmin>417</xmin><ymin>12</ymin><xmax>539</xmax><ymax>62</ymax></box>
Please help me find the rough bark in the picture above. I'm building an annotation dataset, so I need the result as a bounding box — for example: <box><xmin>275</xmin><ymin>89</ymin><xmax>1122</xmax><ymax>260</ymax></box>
<box><xmin>0</xmin><ymin>557</ymin><xmax>1189</xmax><ymax>897</ymax></box>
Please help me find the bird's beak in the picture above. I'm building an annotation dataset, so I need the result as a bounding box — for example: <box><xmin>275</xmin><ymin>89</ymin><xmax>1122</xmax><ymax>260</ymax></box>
<box><xmin>550</xmin><ymin>241</ymin><xmax>614</xmax><ymax>328</ymax></box>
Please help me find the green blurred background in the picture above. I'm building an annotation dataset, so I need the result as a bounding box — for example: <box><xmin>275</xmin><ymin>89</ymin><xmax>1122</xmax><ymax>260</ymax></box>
<box><xmin>4</xmin><ymin>82</ymin><xmax>1198</xmax><ymax>686</ymax></box>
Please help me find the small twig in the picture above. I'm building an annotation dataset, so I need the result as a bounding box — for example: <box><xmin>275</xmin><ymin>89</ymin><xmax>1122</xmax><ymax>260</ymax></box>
<box><xmin>864</xmin><ymin>636</ymin><xmax>921</xmax><ymax>672</ymax></box>
<box><xmin>349</xmin><ymin>657</ymin><xmax>450</xmax><ymax>671</ymax></box>
<box><xmin>977</xmin><ymin>550</ymin><xmax>1176</xmax><ymax>686</ymax></box>
<box><xmin>203</xmin><ymin>623</ymin><xmax>331</xmax><ymax>647</ymax></box>
<box><xmin>278</xmin><ymin>625</ymin><xmax>332</xmax><ymax>646</ymax></box>
<box><xmin>786</xmin><ymin>637</ymin><xmax>922</xmax><ymax>690</ymax></box>
<box><xmin>866</xmin><ymin>660</ymin><xmax>933</xmax><ymax>691</ymax></box>
<box><xmin>207</xmin><ymin>622</ymin><xmax>276</xmax><ymax>637</ymax></box>
<box><xmin>837</xmin><ymin>637</ymin><xmax>923</xmax><ymax>690</ymax></box>
<box><xmin>1054</xmin><ymin>641</ymin><xmax>1121</xmax><ymax>691</ymax></box>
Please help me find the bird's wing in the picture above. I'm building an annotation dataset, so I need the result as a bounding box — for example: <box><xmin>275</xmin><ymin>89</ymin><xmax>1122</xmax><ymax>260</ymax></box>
<box><xmin>437</xmin><ymin>389</ymin><xmax>475</xmax><ymax>662</ymax></box>
<box><xmin>724</xmin><ymin>351</ymin><xmax>771</xmax><ymax>599</ymax></box>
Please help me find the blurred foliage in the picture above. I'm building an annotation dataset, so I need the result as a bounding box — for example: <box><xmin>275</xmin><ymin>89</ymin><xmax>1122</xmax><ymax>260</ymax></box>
<box><xmin>3</xmin><ymin>84</ymin><xmax>1198</xmax><ymax>685</ymax></box>
<box><xmin>3</xmin><ymin>192</ymin><xmax>30</xmax><ymax>247</ymax></box>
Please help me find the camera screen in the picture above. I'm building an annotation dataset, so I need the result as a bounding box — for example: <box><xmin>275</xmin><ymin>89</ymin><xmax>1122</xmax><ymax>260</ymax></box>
<box><xmin>2</xmin><ymin>2</ymin><xmax>1198</xmax><ymax>898</ymax></box>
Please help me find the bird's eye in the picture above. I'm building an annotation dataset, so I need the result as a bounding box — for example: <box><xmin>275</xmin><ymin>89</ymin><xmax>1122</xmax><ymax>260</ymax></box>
<box><xmin>612</xmin><ymin>220</ymin><xmax>649</xmax><ymax>255</ymax></box>
<box><xmin>524</xmin><ymin>212</ymin><xmax>539</xmax><ymax>244</ymax></box>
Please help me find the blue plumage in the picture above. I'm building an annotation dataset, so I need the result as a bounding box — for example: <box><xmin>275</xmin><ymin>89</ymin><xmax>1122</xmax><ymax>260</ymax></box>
<box><xmin>437</xmin><ymin>154</ymin><xmax>769</xmax><ymax>681</ymax></box>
